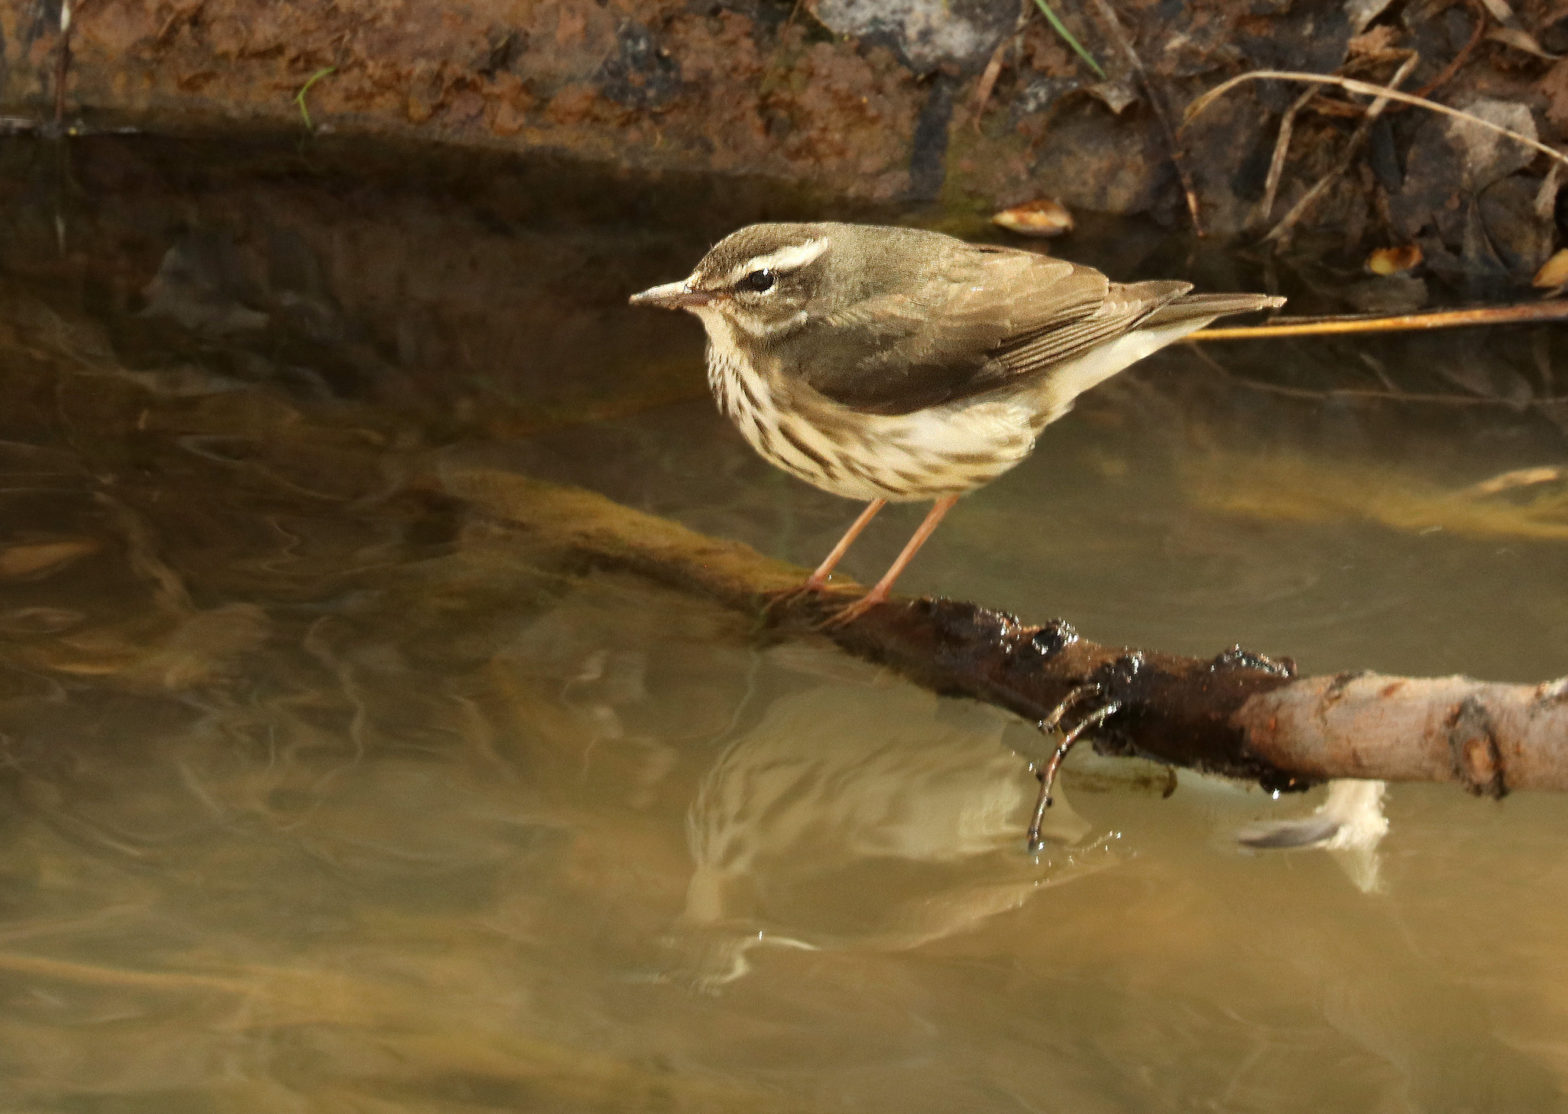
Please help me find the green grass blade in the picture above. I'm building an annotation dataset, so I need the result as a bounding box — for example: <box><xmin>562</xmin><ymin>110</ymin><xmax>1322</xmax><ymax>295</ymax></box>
<box><xmin>295</xmin><ymin>67</ymin><xmax>337</xmax><ymax>132</ymax></box>
<box><xmin>1032</xmin><ymin>0</ymin><xmax>1106</xmax><ymax>79</ymax></box>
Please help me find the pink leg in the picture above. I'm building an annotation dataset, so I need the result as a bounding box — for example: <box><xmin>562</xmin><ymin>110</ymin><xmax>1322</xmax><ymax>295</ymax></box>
<box><xmin>826</xmin><ymin>495</ymin><xmax>959</xmax><ymax>626</ymax></box>
<box><xmin>763</xmin><ymin>498</ymin><xmax>887</xmax><ymax>617</ymax></box>
<box><xmin>803</xmin><ymin>498</ymin><xmax>886</xmax><ymax>590</ymax></box>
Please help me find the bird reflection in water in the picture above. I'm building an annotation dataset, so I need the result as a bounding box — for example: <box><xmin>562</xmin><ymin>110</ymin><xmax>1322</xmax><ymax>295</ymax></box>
<box><xmin>672</xmin><ymin>682</ymin><xmax>1118</xmax><ymax>987</ymax></box>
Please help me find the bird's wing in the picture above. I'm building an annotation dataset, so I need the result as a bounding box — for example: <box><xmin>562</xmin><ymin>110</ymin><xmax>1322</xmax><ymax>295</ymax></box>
<box><xmin>791</xmin><ymin>246</ymin><xmax>1187</xmax><ymax>416</ymax></box>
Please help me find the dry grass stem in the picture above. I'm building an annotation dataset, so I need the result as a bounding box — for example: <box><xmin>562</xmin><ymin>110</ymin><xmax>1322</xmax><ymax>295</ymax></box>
<box><xmin>1262</xmin><ymin>53</ymin><xmax>1418</xmax><ymax>244</ymax></box>
<box><xmin>1255</xmin><ymin>86</ymin><xmax>1319</xmax><ymax>230</ymax></box>
<box><xmin>1186</xmin><ymin>69</ymin><xmax>1568</xmax><ymax>171</ymax></box>
<box><xmin>971</xmin><ymin>39</ymin><xmax>1009</xmax><ymax>128</ymax></box>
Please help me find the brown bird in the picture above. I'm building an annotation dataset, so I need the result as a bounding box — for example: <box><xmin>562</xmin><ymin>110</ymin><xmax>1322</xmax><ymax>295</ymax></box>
<box><xmin>631</xmin><ymin>222</ymin><xmax>1281</xmax><ymax>622</ymax></box>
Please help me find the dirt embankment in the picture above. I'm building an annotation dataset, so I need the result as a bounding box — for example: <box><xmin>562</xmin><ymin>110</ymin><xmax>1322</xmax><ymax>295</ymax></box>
<box><xmin>3</xmin><ymin>0</ymin><xmax>1567</xmax><ymax>276</ymax></box>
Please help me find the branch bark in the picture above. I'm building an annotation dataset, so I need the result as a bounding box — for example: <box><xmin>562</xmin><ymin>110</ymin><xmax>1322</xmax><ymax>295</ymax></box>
<box><xmin>430</xmin><ymin>460</ymin><xmax>1568</xmax><ymax>798</ymax></box>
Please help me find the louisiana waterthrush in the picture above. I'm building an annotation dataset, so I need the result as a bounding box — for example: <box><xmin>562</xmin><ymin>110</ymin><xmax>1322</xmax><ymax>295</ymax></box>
<box><xmin>631</xmin><ymin>222</ymin><xmax>1281</xmax><ymax>621</ymax></box>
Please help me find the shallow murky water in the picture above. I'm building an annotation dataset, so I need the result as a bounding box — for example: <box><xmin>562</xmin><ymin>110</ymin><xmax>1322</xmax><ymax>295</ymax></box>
<box><xmin>1</xmin><ymin>135</ymin><xmax>1566</xmax><ymax>1112</ymax></box>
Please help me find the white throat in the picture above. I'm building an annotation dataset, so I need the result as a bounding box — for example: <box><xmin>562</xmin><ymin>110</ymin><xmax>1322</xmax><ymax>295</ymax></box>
<box><xmin>694</xmin><ymin>309</ymin><xmax>772</xmax><ymax>422</ymax></box>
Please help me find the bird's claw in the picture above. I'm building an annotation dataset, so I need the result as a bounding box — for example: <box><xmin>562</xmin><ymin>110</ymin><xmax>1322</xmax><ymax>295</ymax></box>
<box><xmin>816</xmin><ymin>592</ymin><xmax>886</xmax><ymax>630</ymax></box>
<box><xmin>761</xmin><ymin>579</ymin><xmax>827</xmax><ymax>619</ymax></box>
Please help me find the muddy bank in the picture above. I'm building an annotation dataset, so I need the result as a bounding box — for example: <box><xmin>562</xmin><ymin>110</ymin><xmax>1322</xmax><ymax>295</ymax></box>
<box><xmin>3</xmin><ymin>0</ymin><xmax>1567</xmax><ymax>276</ymax></box>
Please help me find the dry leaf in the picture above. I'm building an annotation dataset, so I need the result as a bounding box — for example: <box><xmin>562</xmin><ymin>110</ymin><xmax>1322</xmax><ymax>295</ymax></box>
<box><xmin>1347</xmin><ymin>25</ymin><xmax>1400</xmax><ymax>58</ymax></box>
<box><xmin>992</xmin><ymin>197</ymin><xmax>1074</xmax><ymax>237</ymax></box>
<box><xmin>1534</xmin><ymin>247</ymin><xmax>1568</xmax><ymax>288</ymax></box>
<box><xmin>1367</xmin><ymin>244</ymin><xmax>1423</xmax><ymax>275</ymax></box>
<box><xmin>1447</xmin><ymin>97</ymin><xmax>1539</xmax><ymax>188</ymax></box>
<box><xmin>1487</xmin><ymin>26</ymin><xmax>1563</xmax><ymax>59</ymax></box>
<box><xmin>1084</xmin><ymin>80</ymin><xmax>1139</xmax><ymax>115</ymax></box>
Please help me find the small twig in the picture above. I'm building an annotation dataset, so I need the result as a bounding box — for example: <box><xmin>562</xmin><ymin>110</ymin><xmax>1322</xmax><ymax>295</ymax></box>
<box><xmin>1192</xmin><ymin>299</ymin><xmax>1568</xmax><ymax>341</ymax></box>
<box><xmin>971</xmin><ymin>38</ymin><xmax>1009</xmax><ymax>129</ymax></box>
<box><xmin>759</xmin><ymin>0</ymin><xmax>811</xmax><ymax>104</ymax></box>
<box><xmin>1254</xmin><ymin>86</ymin><xmax>1319</xmax><ymax>231</ymax></box>
<box><xmin>971</xmin><ymin>2</ymin><xmax>1061</xmax><ymax>133</ymax></box>
<box><xmin>1312</xmin><ymin>0</ymin><xmax>1485</xmax><ymax>118</ymax></box>
<box><xmin>1261</xmin><ymin>53</ymin><xmax>1419</xmax><ymax>245</ymax></box>
<box><xmin>1084</xmin><ymin>0</ymin><xmax>1203</xmax><ymax>235</ymax></box>
<box><xmin>1186</xmin><ymin>69</ymin><xmax>1568</xmax><ymax>172</ymax></box>
<box><xmin>1040</xmin><ymin>682</ymin><xmax>1102</xmax><ymax>732</ymax></box>
<box><xmin>1227</xmin><ymin>378</ymin><xmax>1556</xmax><ymax>409</ymax></box>
<box><xmin>1410</xmin><ymin>0</ymin><xmax>1487</xmax><ymax>101</ymax></box>
<box><xmin>1192</xmin><ymin>343</ymin><xmax>1564</xmax><ymax>409</ymax></box>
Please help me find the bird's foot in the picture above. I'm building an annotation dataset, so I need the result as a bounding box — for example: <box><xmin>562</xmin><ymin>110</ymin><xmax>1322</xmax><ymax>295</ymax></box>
<box><xmin>761</xmin><ymin>578</ymin><xmax>827</xmax><ymax>619</ymax></box>
<box><xmin>817</xmin><ymin>590</ymin><xmax>887</xmax><ymax>630</ymax></box>
<box><xmin>1025</xmin><ymin>654</ymin><xmax>1143</xmax><ymax>851</ymax></box>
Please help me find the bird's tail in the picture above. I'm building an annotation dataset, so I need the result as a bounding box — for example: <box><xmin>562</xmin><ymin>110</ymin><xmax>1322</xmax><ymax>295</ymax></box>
<box><xmin>1140</xmin><ymin>290</ymin><xmax>1285</xmax><ymax>329</ymax></box>
<box><xmin>1028</xmin><ymin>286</ymin><xmax>1282</xmax><ymax>429</ymax></box>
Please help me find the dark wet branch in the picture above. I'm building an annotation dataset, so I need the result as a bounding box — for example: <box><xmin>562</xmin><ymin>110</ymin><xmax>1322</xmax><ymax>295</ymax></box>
<box><xmin>432</xmin><ymin>462</ymin><xmax>1568</xmax><ymax>798</ymax></box>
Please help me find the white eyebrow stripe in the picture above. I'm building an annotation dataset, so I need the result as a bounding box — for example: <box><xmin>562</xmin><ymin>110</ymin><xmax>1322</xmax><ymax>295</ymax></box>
<box><xmin>723</xmin><ymin>238</ymin><xmax>828</xmax><ymax>285</ymax></box>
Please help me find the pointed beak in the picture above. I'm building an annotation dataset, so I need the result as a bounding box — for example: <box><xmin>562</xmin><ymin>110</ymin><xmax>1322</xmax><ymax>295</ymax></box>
<box><xmin>628</xmin><ymin>278</ymin><xmax>714</xmax><ymax>310</ymax></box>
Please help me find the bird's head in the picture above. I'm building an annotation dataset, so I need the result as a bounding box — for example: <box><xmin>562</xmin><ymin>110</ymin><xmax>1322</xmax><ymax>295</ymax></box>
<box><xmin>629</xmin><ymin>223</ymin><xmax>855</xmax><ymax>342</ymax></box>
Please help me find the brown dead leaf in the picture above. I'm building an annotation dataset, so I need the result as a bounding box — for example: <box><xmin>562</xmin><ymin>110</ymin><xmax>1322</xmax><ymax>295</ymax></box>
<box><xmin>1539</xmin><ymin>59</ymin><xmax>1568</xmax><ymax>132</ymax></box>
<box><xmin>992</xmin><ymin>198</ymin><xmax>1074</xmax><ymax>237</ymax></box>
<box><xmin>1534</xmin><ymin>247</ymin><xmax>1568</xmax><ymax>288</ymax></box>
<box><xmin>1347</xmin><ymin>25</ymin><xmax>1401</xmax><ymax>58</ymax></box>
<box><xmin>1447</xmin><ymin>96</ymin><xmax>1539</xmax><ymax>188</ymax></box>
<box><xmin>1367</xmin><ymin>244</ymin><xmax>1423</xmax><ymax>275</ymax></box>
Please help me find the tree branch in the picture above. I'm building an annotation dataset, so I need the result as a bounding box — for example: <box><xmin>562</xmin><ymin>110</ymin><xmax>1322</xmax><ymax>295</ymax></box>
<box><xmin>431</xmin><ymin>460</ymin><xmax>1568</xmax><ymax>797</ymax></box>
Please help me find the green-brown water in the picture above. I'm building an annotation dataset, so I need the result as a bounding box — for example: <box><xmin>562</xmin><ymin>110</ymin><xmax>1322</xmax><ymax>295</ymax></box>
<box><xmin>1</xmin><ymin>135</ymin><xmax>1566</xmax><ymax>1112</ymax></box>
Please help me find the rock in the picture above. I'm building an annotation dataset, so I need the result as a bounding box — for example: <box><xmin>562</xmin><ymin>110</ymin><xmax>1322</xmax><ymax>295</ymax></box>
<box><xmin>812</xmin><ymin>0</ymin><xmax>1015</xmax><ymax>73</ymax></box>
<box><xmin>598</xmin><ymin>19</ymin><xmax>681</xmax><ymax>110</ymax></box>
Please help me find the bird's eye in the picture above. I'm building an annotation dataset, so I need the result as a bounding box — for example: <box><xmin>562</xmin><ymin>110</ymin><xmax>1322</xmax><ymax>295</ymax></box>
<box><xmin>739</xmin><ymin>268</ymin><xmax>776</xmax><ymax>293</ymax></box>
